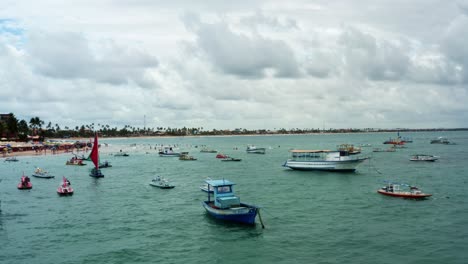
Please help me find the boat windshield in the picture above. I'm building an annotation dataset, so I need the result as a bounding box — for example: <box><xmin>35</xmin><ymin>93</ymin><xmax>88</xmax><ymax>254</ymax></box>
<box><xmin>217</xmin><ymin>186</ymin><xmax>232</xmax><ymax>194</ymax></box>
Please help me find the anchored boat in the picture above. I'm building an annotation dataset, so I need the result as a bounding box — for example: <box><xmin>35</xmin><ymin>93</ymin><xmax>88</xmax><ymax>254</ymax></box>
<box><xmin>202</xmin><ymin>179</ymin><xmax>263</xmax><ymax>226</ymax></box>
<box><xmin>32</xmin><ymin>167</ymin><xmax>55</xmax><ymax>179</ymax></box>
<box><xmin>246</xmin><ymin>145</ymin><xmax>266</xmax><ymax>154</ymax></box>
<box><xmin>17</xmin><ymin>174</ymin><xmax>32</xmax><ymax>189</ymax></box>
<box><xmin>57</xmin><ymin>177</ymin><xmax>74</xmax><ymax>196</ymax></box>
<box><xmin>283</xmin><ymin>149</ymin><xmax>368</xmax><ymax>172</ymax></box>
<box><xmin>89</xmin><ymin>133</ymin><xmax>104</xmax><ymax>178</ymax></box>
<box><xmin>410</xmin><ymin>154</ymin><xmax>438</xmax><ymax>162</ymax></box>
<box><xmin>377</xmin><ymin>182</ymin><xmax>431</xmax><ymax>199</ymax></box>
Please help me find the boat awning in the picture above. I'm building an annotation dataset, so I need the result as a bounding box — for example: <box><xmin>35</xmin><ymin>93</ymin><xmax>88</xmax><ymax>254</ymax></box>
<box><xmin>289</xmin><ymin>149</ymin><xmax>333</xmax><ymax>153</ymax></box>
<box><xmin>205</xmin><ymin>179</ymin><xmax>236</xmax><ymax>187</ymax></box>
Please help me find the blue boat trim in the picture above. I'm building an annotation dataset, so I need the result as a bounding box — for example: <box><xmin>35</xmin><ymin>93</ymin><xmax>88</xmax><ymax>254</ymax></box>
<box><xmin>202</xmin><ymin>179</ymin><xmax>259</xmax><ymax>225</ymax></box>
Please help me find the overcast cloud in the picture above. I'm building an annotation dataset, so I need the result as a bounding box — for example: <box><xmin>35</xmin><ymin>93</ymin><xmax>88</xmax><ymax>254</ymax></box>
<box><xmin>1</xmin><ymin>0</ymin><xmax>467</xmax><ymax>129</ymax></box>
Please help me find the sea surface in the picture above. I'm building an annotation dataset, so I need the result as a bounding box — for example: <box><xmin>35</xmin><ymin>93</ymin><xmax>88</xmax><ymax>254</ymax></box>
<box><xmin>1</xmin><ymin>132</ymin><xmax>467</xmax><ymax>264</ymax></box>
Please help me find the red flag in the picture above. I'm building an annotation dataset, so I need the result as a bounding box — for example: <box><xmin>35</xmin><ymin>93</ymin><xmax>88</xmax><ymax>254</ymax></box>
<box><xmin>90</xmin><ymin>132</ymin><xmax>99</xmax><ymax>168</ymax></box>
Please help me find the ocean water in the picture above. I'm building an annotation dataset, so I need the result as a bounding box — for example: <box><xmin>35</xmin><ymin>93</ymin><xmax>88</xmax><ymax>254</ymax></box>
<box><xmin>1</xmin><ymin>132</ymin><xmax>467</xmax><ymax>264</ymax></box>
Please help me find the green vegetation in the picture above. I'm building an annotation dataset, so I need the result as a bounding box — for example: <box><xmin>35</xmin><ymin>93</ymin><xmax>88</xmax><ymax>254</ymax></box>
<box><xmin>0</xmin><ymin>112</ymin><xmax>467</xmax><ymax>141</ymax></box>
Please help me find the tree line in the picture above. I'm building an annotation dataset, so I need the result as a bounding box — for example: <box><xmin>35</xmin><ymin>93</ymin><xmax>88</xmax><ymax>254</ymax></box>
<box><xmin>1</xmin><ymin>112</ymin><xmax>467</xmax><ymax>141</ymax></box>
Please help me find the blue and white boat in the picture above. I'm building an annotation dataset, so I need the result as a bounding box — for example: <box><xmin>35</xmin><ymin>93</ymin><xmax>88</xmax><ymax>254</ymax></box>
<box><xmin>202</xmin><ymin>179</ymin><xmax>262</xmax><ymax>226</ymax></box>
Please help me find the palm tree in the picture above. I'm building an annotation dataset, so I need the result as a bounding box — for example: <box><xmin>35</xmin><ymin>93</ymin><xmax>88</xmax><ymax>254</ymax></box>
<box><xmin>29</xmin><ymin>117</ymin><xmax>44</xmax><ymax>136</ymax></box>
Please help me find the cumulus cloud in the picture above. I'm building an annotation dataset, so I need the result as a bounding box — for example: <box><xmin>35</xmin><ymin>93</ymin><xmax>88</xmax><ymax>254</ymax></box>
<box><xmin>338</xmin><ymin>27</ymin><xmax>410</xmax><ymax>81</ymax></box>
<box><xmin>26</xmin><ymin>31</ymin><xmax>159</xmax><ymax>86</ymax></box>
<box><xmin>181</xmin><ymin>13</ymin><xmax>300</xmax><ymax>79</ymax></box>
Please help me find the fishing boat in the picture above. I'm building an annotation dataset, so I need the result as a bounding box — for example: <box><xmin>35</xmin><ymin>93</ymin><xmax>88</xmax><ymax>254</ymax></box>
<box><xmin>202</xmin><ymin>179</ymin><xmax>263</xmax><ymax>226</ymax></box>
<box><xmin>410</xmin><ymin>154</ymin><xmax>438</xmax><ymax>162</ymax></box>
<box><xmin>66</xmin><ymin>156</ymin><xmax>86</xmax><ymax>166</ymax></box>
<box><xmin>149</xmin><ymin>176</ymin><xmax>175</xmax><ymax>189</ymax></box>
<box><xmin>246</xmin><ymin>145</ymin><xmax>266</xmax><ymax>154</ymax></box>
<box><xmin>32</xmin><ymin>167</ymin><xmax>55</xmax><ymax>179</ymax></box>
<box><xmin>377</xmin><ymin>182</ymin><xmax>431</xmax><ymax>199</ymax></box>
<box><xmin>17</xmin><ymin>174</ymin><xmax>32</xmax><ymax>189</ymax></box>
<box><xmin>383</xmin><ymin>131</ymin><xmax>411</xmax><ymax>144</ymax></box>
<box><xmin>283</xmin><ymin>149</ymin><xmax>368</xmax><ymax>172</ymax></box>
<box><xmin>89</xmin><ymin>133</ymin><xmax>104</xmax><ymax>178</ymax></box>
<box><xmin>159</xmin><ymin>147</ymin><xmax>181</xmax><ymax>157</ymax></box>
<box><xmin>179</xmin><ymin>152</ymin><xmax>197</xmax><ymax>160</ymax></box>
<box><xmin>221</xmin><ymin>157</ymin><xmax>242</xmax><ymax>162</ymax></box>
<box><xmin>57</xmin><ymin>177</ymin><xmax>74</xmax><ymax>196</ymax></box>
<box><xmin>4</xmin><ymin>156</ymin><xmax>18</xmax><ymax>162</ymax></box>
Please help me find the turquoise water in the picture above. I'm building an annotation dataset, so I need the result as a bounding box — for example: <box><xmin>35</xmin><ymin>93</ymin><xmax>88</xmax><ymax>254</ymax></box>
<box><xmin>1</xmin><ymin>132</ymin><xmax>467</xmax><ymax>264</ymax></box>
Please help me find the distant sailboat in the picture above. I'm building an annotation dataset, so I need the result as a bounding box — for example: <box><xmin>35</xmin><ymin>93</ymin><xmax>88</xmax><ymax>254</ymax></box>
<box><xmin>89</xmin><ymin>132</ymin><xmax>104</xmax><ymax>178</ymax></box>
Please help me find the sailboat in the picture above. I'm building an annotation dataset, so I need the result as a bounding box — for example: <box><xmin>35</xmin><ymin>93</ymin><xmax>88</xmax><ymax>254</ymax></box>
<box><xmin>89</xmin><ymin>132</ymin><xmax>104</xmax><ymax>178</ymax></box>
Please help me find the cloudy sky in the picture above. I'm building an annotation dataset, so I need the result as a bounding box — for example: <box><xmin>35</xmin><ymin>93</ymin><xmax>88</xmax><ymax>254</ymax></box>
<box><xmin>1</xmin><ymin>0</ymin><xmax>468</xmax><ymax>130</ymax></box>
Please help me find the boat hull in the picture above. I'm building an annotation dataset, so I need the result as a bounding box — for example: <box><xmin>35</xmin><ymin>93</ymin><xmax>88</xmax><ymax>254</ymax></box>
<box><xmin>377</xmin><ymin>190</ymin><xmax>431</xmax><ymax>199</ymax></box>
<box><xmin>90</xmin><ymin>171</ymin><xmax>104</xmax><ymax>178</ymax></box>
<box><xmin>283</xmin><ymin>158</ymin><xmax>367</xmax><ymax>172</ymax></box>
<box><xmin>149</xmin><ymin>183</ymin><xmax>175</xmax><ymax>189</ymax></box>
<box><xmin>17</xmin><ymin>183</ymin><xmax>32</xmax><ymax>189</ymax></box>
<box><xmin>202</xmin><ymin>201</ymin><xmax>258</xmax><ymax>225</ymax></box>
<box><xmin>57</xmin><ymin>187</ymin><xmax>74</xmax><ymax>196</ymax></box>
<box><xmin>32</xmin><ymin>174</ymin><xmax>55</xmax><ymax>179</ymax></box>
<box><xmin>159</xmin><ymin>153</ymin><xmax>181</xmax><ymax>157</ymax></box>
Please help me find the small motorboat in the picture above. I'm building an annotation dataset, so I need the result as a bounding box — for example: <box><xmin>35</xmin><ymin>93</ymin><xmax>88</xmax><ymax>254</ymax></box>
<box><xmin>5</xmin><ymin>156</ymin><xmax>18</xmax><ymax>162</ymax></box>
<box><xmin>99</xmin><ymin>161</ymin><xmax>112</xmax><ymax>168</ymax></box>
<box><xmin>57</xmin><ymin>177</ymin><xmax>74</xmax><ymax>196</ymax></box>
<box><xmin>17</xmin><ymin>174</ymin><xmax>32</xmax><ymax>189</ymax></box>
<box><xmin>200</xmin><ymin>148</ymin><xmax>217</xmax><ymax>153</ymax></box>
<box><xmin>179</xmin><ymin>152</ymin><xmax>197</xmax><ymax>160</ymax></box>
<box><xmin>410</xmin><ymin>154</ymin><xmax>438</xmax><ymax>162</ymax></box>
<box><xmin>149</xmin><ymin>176</ymin><xmax>175</xmax><ymax>189</ymax></box>
<box><xmin>377</xmin><ymin>182</ymin><xmax>431</xmax><ymax>199</ymax></box>
<box><xmin>114</xmin><ymin>152</ymin><xmax>129</xmax><ymax>157</ymax></box>
<box><xmin>32</xmin><ymin>167</ymin><xmax>55</xmax><ymax>179</ymax></box>
<box><xmin>221</xmin><ymin>157</ymin><xmax>242</xmax><ymax>162</ymax></box>
<box><xmin>246</xmin><ymin>145</ymin><xmax>266</xmax><ymax>154</ymax></box>
<box><xmin>66</xmin><ymin>156</ymin><xmax>86</xmax><ymax>166</ymax></box>
<box><xmin>216</xmin><ymin>153</ymin><xmax>229</xmax><ymax>159</ymax></box>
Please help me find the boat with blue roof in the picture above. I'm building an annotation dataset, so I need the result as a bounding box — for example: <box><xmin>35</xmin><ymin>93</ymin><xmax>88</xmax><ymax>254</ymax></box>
<box><xmin>202</xmin><ymin>179</ymin><xmax>263</xmax><ymax>226</ymax></box>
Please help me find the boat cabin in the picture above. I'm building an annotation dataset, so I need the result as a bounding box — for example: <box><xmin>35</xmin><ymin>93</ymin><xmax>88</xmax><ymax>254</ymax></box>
<box><xmin>205</xmin><ymin>179</ymin><xmax>240</xmax><ymax>209</ymax></box>
<box><xmin>289</xmin><ymin>149</ymin><xmax>355</xmax><ymax>161</ymax></box>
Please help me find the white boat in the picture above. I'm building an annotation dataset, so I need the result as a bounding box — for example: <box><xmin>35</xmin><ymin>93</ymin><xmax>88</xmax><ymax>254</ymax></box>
<box><xmin>430</xmin><ymin>137</ymin><xmax>455</xmax><ymax>144</ymax></box>
<box><xmin>32</xmin><ymin>167</ymin><xmax>55</xmax><ymax>179</ymax></box>
<box><xmin>158</xmin><ymin>147</ymin><xmax>181</xmax><ymax>157</ymax></box>
<box><xmin>283</xmin><ymin>149</ymin><xmax>368</xmax><ymax>172</ymax></box>
<box><xmin>149</xmin><ymin>176</ymin><xmax>175</xmax><ymax>189</ymax></box>
<box><xmin>246</xmin><ymin>145</ymin><xmax>266</xmax><ymax>154</ymax></box>
<box><xmin>410</xmin><ymin>154</ymin><xmax>438</xmax><ymax>162</ymax></box>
